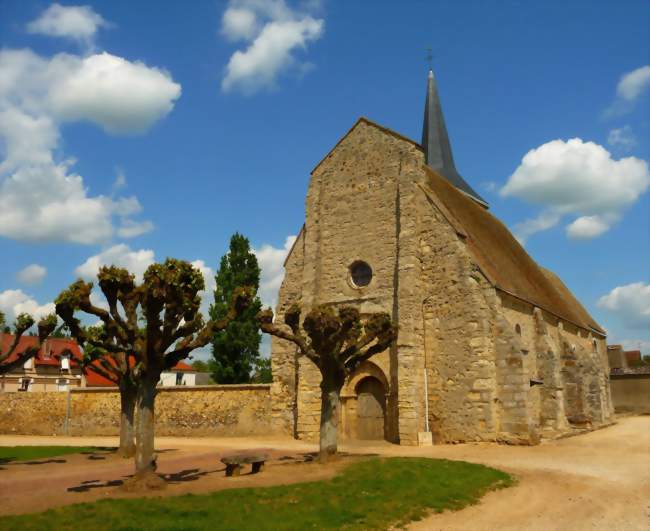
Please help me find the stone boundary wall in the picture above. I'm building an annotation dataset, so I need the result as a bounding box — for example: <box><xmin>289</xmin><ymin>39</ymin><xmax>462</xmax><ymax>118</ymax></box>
<box><xmin>610</xmin><ymin>374</ymin><xmax>650</xmax><ymax>414</ymax></box>
<box><xmin>0</xmin><ymin>384</ymin><xmax>271</xmax><ymax>437</ymax></box>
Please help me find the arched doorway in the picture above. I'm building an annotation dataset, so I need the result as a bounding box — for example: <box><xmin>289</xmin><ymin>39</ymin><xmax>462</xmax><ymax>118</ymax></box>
<box><xmin>355</xmin><ymin>377</ymin><xmax>386</xmax><ymax>440</ymax></box>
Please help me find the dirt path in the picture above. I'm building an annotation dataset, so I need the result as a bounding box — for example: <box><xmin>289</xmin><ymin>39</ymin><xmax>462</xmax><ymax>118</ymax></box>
<box><xmin>406</xmin><ymin>416</ymin><xmax>650</xmax><ymax>531</ymax></box>
<box><xmin>1</xmin><ymin>416</ymin><xmax>648</xmax><ymax>530</ymax></box>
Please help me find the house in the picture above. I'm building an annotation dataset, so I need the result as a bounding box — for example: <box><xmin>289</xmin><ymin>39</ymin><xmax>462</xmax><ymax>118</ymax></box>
<box><xmin>0</xmin><ymin>334</ymin><xmax>84</xmax><ymax>392</ymax></box>
<box><xmin>1</xmin><ymin>333</ymin><xmax>199</xmax><ymax>391</ymax></box>
<box><xmin>84</xmin><ymin>358</ymin><xmax>198</xmax><ymax>387</ymax></box>
<box><xmin>271</xmin><ymin>69</ymin><xmax>614</xmax><ymax>446</ymax></box>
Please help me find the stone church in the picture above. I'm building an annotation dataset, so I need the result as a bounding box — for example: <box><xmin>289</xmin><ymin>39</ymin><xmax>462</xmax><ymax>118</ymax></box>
<box><xmin>270</xmin><ymin>70</ymin><xmax>614</xmax><ymax>446</ymax></box>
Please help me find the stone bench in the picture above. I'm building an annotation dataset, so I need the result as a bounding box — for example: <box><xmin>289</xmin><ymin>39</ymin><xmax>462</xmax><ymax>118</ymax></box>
<box><xmin>220</xmin><ymin>454</ymin><xmax>267</xmax><ymax>477</ymax></box>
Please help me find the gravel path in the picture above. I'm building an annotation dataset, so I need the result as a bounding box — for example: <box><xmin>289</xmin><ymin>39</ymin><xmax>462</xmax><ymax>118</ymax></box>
<box><xmin>1</xmin><ymin>416</ymin><xmax>648</xmax><ymax>530</ymax></box>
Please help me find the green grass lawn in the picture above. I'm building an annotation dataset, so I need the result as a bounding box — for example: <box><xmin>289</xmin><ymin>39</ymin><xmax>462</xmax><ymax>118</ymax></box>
<box><xmin>0</xmin><ymin>446</ymin><xmax>108</xmax><ymax>462</ymax></box>
<box><xmin>1</xmin><ymin>457</ymin><xmax>513</xmax><ymax>530</ymax></box>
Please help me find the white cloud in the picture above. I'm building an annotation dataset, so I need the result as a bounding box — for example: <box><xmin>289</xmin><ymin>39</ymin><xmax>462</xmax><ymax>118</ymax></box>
<box><xmin>607</xmin><ymin>126</ymin><xmax>637</xmax><ymax>151</ymax></box>
<box><xmin>26</xmin><ymin>3</ymin><xmax>108</xmax><ymax>48</ymax></box>
<box><xmin>565</xmin><ymin>215</ymin><xmax>611</xmax><ymax>239</ymax></box>
<box><xmin>501</xmin><ymin>138</ymin><xmax>650</xmax><ymax>242</ymax></box>
<box><xmin>221</xmin><ymin>0</ymin><xmax>324</xmax><ymax>94</ymax></box>
<box><xmin>598</xmin><ymin>282</ymin><xmax>650</xmax><ymax>330</ymax></box>
<box><xmin>16</xmin><ymin>264</ymin><xmax>47</xmax><ymax>286</ymax></box>
<box><xmin>222</xmin><ymin>7</ymin><xmax>259</xmax><ymax>41</ymax></box>
<box><xmin>605</xmin><ymin>65</ymin><xmax>650</xmax><ymax>116</ymax></box>
<box><xmin>0</xmin><ymin>289</ymin><xmax>55</xmax><ymax>323</ymax></box>
<box><xmin>117</xmin><ymin>219</ymin><xmax>154</xmax><ymax>238</ymax></box>
<box><xmin>617</xmin><ymin>65</ymin><xmax>650</xmax><ymax>101</ymax></box>
<box><xmin>75</xmin><ymin>244</ymin><xmax>155</xmax><ymax>282</ymax></box>
<box><xmin>113</xmin><ymin>169</ymin><xmax>127</xmax><ymax>191</ymax></box>
<box><xmin>191</xmin><ymin>259</ymin><xmax>216</xmax><ymax>317</ymax></box>
<box><xmin>253</xmin><ymin>235</ymin><xmax>296</xmax><ymax>308</ymax></box>
<box><xmin>0</xmin><ymin>47</ymin><xmax>179</xmax><ymax>244</ymax></box>
<box><xmin>49</xmin><ymin>52</ymin><xmax>181</xmax><ymax>134</ymax></box>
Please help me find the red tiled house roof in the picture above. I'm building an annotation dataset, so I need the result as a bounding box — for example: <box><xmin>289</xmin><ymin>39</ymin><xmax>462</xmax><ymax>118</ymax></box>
<box><xmin>0</xmin><ymin>334</ymin><xmax>83</xmax><ymax>368</ymax></box>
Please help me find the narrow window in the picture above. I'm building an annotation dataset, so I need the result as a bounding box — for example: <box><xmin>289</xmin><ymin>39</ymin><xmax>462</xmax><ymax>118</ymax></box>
<box><xmin>515</xmin><ymin>324</ymin><xmax>522</xmax><ymax>335</ymax></box>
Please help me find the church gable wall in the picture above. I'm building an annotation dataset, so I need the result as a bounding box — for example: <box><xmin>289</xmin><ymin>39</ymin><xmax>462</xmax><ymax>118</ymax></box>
<box><xmin>293</xmin><ymin>120</ymin><xmax>424</xmax><ymax>443</ymax></box>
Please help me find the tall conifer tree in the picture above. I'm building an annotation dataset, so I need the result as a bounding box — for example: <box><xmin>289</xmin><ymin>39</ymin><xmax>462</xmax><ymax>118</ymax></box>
<box><xmin>210</xmin><ymin>233</ymin><xmax>263</xmax><ymax>383</ymax></box>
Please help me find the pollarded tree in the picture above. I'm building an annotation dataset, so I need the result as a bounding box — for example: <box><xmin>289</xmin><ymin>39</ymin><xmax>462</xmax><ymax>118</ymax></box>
<box><xmin>258</xmin><ymin>304</ymin><xmax>397</xmax><ymax>462</ymax></box>
<box><xmin>55</xmin><ymin>260</ymin><xmax>252</xmax><ymax>488</ymax></box>
<box><xmin>0</xmin><ymin>311</ymin><xmax>58</xmax><ymax>375</ymax></box>
<box><xmin>80</xmin><ymin>324</ymin><xmax>138</xmax><ymax>458</ymax></box>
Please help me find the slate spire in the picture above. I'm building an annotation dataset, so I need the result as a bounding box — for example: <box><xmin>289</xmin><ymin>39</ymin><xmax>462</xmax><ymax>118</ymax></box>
<box><xmin>422</xmin><ymin>69</ymin><xmax>488</xmax><ymax>207</ymax></box>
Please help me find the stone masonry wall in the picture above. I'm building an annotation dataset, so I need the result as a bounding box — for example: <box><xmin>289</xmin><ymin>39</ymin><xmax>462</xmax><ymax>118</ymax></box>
<box><xmin>271</xmin><ymin>229</ymin><xmax>305</xmax><ymax>436</ymax></box>
<box><xmin>288</xmin><ymin>120</ymin><xmax>425</xmax><ymax>444</ymax></box>
<box><xmin>0</xmin><ymin>385</ymin><xmax>271</xmax><ymax>437</ymax></box>
<box><xmin>499</xmin><ymin>292</ymin><xmax>613</xmax><ymax>436</ymax></box>
<box><xmin>418</xmin><ymin>188</ymin><xmax>503</xmax><ymax>443</ymax></box>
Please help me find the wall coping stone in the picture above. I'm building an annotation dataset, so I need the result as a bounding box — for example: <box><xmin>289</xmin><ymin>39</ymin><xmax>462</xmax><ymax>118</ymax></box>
<box><xmin>70</xmin><ymin>384</ymin><xmax>272</xmax><ymax>394</ymax></box>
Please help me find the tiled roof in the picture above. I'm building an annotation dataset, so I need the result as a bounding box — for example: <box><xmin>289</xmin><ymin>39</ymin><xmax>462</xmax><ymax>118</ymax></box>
<box><xmin>423</xmin><ymin>166</ymin><xmax>605</xmax><ymax>336</ymax></box>
<box><xmin>0</xmin><ymin>334</ymin><xmax>82</xmax><ymax>368</ymax></box>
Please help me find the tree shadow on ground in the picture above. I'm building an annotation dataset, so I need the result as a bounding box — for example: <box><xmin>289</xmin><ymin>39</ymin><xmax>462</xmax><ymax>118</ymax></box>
<box><xmin>67</xmin><ymin>479</ymin><xmax>124</xmax><ymax>492</ymax></box>
<box><xmin>279</xmin><ymin>451</ymin><xmax>379</xmax><ymax>462</ymax></box>
<box><xmin>162</xmin><ymin>467</ymin><xmax>225</xmax><ymax>483</ymax></box>
<box><xmin>66</xmin><ymin>465</ymin><xmax>226</xmax><ymax>493</ymax></box>
<box><xmin>0</xmin><ymin>456</ymin><xmax>67</xmax><ymax>466</ymax></box>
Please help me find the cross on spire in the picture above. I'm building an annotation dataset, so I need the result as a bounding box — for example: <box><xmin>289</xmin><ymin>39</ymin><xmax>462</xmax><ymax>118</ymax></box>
<box><xmin>426</xmin><ymin>47</ymin><xmax>433</xmax><ymax>71</ymax></box>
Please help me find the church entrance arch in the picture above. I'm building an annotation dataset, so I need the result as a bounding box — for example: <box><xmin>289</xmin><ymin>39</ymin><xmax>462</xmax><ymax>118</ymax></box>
<box><xmin>355</xmin><ymin>377</ymin><xmax>386</xmax><ymax>440</ymax></box>
<box><xmin>341</xmin><ymin>361</ymin><xmax>389</xmax><ymax>441</ymax></box>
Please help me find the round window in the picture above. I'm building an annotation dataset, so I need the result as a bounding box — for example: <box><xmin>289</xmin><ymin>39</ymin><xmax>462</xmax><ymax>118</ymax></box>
<box><xmin>350</xmin><ymin>261</ymin><xmax>372</xmax><ymax>288</ymax></box>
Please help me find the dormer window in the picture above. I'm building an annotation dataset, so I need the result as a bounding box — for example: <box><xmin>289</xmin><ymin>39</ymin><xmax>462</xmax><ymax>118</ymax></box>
<box><xmin>61</xmin><ymin>354</ymin><xmax>70</xmax><ymax>371</ymax></box>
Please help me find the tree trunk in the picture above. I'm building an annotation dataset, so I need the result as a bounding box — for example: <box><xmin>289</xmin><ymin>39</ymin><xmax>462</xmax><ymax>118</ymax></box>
<box><xmin>135</xmin><ymin>379</ymin><xmax>156</xmax><ymax>476</ymax></box>
<box><xmin>122</xmin><ymin>378</ymin><xmax>165</xmax><ymax>491</ymax></box>
<box><xmin>319</xmin><ymin>378</ymin><xmax>343</xmax><ymax>463</ymax></box>
<box><xmin>117</xmin><ymin>383</ymin><xmax>136</xmax><ymax>458</ymax></box>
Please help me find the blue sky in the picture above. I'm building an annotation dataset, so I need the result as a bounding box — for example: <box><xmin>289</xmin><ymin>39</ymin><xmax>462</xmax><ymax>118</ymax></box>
<box><xmin>0</xmin><ymin>0</ymin><xmax>649</xmax><ymax>356</ymax></box>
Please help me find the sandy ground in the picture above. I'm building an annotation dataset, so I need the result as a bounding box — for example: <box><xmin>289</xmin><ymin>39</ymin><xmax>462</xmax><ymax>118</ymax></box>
<box><xmin>0</xmin><ymin>416</ymin><xmax>648</xmax><ymax>530</ymax></box>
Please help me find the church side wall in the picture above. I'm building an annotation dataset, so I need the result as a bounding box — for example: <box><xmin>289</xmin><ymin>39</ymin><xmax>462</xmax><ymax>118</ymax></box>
<box><xmin>499</xmin><ymin>293</ymin><xmax>613</xmax><ymax>437</ymax></box>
